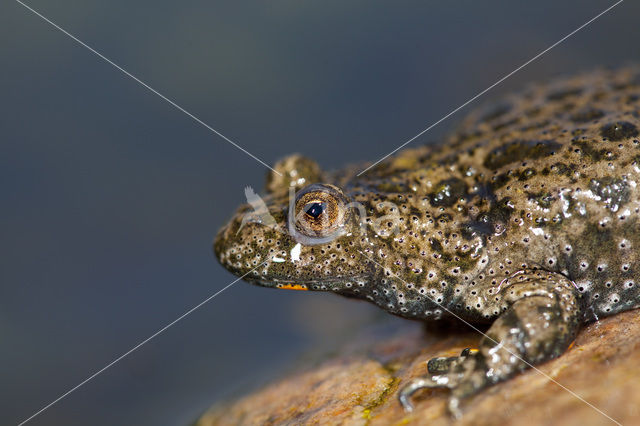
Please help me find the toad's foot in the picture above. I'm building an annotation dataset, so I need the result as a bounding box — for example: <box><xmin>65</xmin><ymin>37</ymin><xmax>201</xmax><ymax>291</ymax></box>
<box><xmin>399</xmin><ymin>270</ymin><xmax>581</xmax><ymax>418</ymax></box>
<box><xmin>426</xmin><ymin>348</ymin><xmax>475</xmax><ymax>375</ymax></box>
<box><xmin>399</xmin><ymin>349</ymin><xmax>482</xmax><ymax>418</ymax></box>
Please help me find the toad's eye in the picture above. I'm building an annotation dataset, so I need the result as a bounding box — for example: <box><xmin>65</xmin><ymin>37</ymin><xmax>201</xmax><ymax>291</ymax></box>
<box><xmin>289</xmin><ymin>183</ymin><xmax>349</xmax><ymax>245</ymax></box>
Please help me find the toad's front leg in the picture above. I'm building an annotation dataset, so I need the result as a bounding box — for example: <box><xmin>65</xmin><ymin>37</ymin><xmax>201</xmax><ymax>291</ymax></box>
<box><xmin>399</xmin><ymin>270</ymin><xmax>581</xmax><ymax>417</ymax></box>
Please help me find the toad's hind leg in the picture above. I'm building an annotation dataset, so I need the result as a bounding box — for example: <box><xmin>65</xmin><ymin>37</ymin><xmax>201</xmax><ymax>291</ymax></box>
<box><xmin>399</xmin><ymin>270</ymin><xmax>582</xmax><ymax>417</ymax></box>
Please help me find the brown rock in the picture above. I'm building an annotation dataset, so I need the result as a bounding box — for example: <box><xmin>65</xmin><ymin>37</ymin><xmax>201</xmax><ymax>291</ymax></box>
<box><xmin>197</xmin><ymin>310</ymin><xmax>640</xmax><ymax>426</ymax></box>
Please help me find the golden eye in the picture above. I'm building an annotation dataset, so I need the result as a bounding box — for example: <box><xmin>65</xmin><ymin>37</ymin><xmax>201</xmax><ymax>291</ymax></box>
<box><xmin>289</xmin><ymin>183</ymin><xmax>349</xmax><ymax>244</ymax></box>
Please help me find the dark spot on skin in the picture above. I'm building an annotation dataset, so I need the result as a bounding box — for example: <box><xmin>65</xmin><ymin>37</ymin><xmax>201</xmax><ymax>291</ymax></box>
<box><xmin>527</xmin><ymin>191</ymin><xmax>555</xmax><ymax>209</ymax></box>
<box><xmin>600</xmin><ymin>122</ymin><xmax>639</xmax><ymax>141</ymax></box>
<box><xmin>429</xmin><ymin>178</ymin><xmax>468</xmax><ymax>207</ymax></box>
<box><xmin>464</xmin><ymin>197</ymin><xmax>513</xmax><ymax>239</ymax></box>
<box><xmin>570</xmin><ymin>108</ymin><xmax>604</xmax><ymax>123</ymax></box>
<box><xmin>571</xmin><ymin>140</ymin><xmax>616</xmax><ymax>162</ymax></box>
<box><xmin>547</xmin><ymin>87</ymin><xmax>583</xmax><ymax>101</ymax></box>
<box><xmin>484</xmin><ymin>140</ymin><xmax>562</xmax><ymax>170</ymax></box>
<box><xmin>566</xmin><ymin>224</ymin><xmax>617</xmax><ymax>279</ymax></box>
<box><xmin>589</xmin><ymin>177</ymin><xmax>630</xmax><ymax>212</ymax></box>
<box><xmin>409</xmin><ymin>206</ymin><xmax>424</xmax><ymax>218</ymax></box>
<box><xmin>430</xmin><ymin>238</ymin><xmax>443</xmax><ymax>252</ymax></box>
<box><xmin>435</xmin><ymin>213</ymin><xmax>452</xmax><ymax>224</ymax></box>
<box><xmin>490</xmin><ymin>173</ymin><xmax>511</xmax><ymax>189</ymax></box>
<box><xmin>552</xmin><ymin>162</ymin><xmax>577</xmax><ymax>177</ymax></box>
<box><xmin>490</xmin><ymin>198</ymin><xmax>514</xmax><ymax>223</ymax></box>
<box><xmin>516</xmin><ymin>168</ymin><xmax>537</xmax><ymax>181</ymax></box>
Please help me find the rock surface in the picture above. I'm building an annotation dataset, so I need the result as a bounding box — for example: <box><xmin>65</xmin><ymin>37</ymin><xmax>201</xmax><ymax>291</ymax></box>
<box><xmin>197</xmin><ymin>310</ymin><xmax>640</xmax><ymax>426</ymax></box>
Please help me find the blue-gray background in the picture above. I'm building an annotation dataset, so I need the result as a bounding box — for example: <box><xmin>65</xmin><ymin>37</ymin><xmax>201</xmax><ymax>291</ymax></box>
<box><xmin>1</xmin><ymin>1</ymin><xmax>638</xmax><ymax>424</ymax></box>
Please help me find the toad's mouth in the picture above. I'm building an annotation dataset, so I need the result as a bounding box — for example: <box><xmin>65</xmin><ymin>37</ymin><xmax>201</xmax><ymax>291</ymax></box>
<box><xmin>246</xmin><ymin>274</ymin><xmax>372</xmax><ymax>290</ymax></box>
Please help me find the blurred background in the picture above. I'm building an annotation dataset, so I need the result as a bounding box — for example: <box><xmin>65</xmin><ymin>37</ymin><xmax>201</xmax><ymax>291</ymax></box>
<box><xmin>1</xmin><ymin>0</ymin><xmax>639</xmax><ymax>424</ymax></box>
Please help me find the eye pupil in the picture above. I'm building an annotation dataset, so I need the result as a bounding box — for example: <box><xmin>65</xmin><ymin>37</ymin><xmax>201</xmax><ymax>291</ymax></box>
<box><xmin>305</xmin><ymin>202</ymin><xmax>326</xmax><ymax>219</ymax></box>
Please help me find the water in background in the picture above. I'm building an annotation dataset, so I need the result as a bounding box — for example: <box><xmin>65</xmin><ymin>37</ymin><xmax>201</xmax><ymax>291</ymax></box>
<box><xmin>1</xmin><ymin>1</ymin><xmax>638</xmax><ymax>424</ymax></box>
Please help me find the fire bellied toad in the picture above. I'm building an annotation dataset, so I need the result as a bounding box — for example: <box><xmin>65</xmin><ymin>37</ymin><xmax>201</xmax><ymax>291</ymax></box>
<box><xmin>214</xmin><ymin>67</ymin><xmax>640</xmax><ymax>415</ymax></box>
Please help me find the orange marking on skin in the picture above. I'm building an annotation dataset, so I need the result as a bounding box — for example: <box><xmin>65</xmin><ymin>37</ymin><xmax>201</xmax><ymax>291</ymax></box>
<box><xmin>277</xmin><ymin>284</ymin><xmax>308</xmax><ymax>291</ymax></box>
<box><xmin>568</xmin><ymin>340</ymin><xmax>576</xmax><ymax>351</ymax></box>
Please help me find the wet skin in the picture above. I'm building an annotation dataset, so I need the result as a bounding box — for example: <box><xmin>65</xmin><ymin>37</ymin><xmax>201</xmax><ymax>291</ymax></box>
<box><xmin>214</xmin><ymin>68</ymin><xmax>640</xmax><ymax>416</ymax></box>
